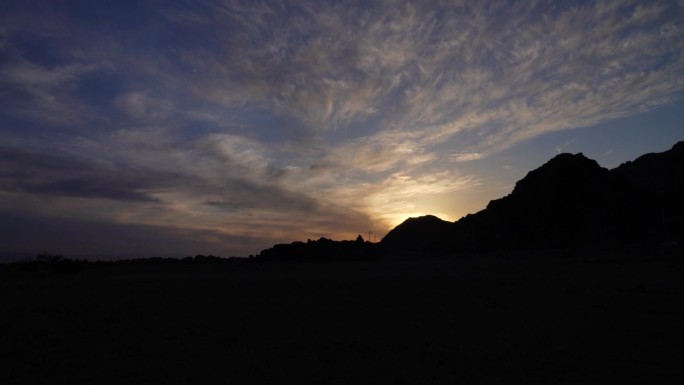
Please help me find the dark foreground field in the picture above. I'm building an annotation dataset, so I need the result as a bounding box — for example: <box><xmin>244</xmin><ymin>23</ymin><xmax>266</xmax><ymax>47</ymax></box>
<box><xmin>1</xmin><ymin>256</ymin><xmax>682</xmax><ymax>384</ymax></box>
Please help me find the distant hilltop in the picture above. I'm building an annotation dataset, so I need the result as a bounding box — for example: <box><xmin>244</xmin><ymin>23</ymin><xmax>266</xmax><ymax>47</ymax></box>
<box><xmin>256</xmin><ymin>141</ymin><xmax>684</xmax><ymax>261</ymax></box>
<box><xmin>382</xmin><ymin>141</ymin><xmax>684</xmax><ymax>258</ymax></box>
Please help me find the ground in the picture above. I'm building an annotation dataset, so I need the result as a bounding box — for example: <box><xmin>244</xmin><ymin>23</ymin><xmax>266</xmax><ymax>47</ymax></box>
<box><xmin>1</xmin><ymin>256</ymin><xmax>682</xmax><ymax>384</ymax></box>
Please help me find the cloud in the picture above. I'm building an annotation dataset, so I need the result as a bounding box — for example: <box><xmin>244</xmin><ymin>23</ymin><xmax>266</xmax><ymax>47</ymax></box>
<box><xmin>0</xmin><ymin>145</ymin><xmax>168</xmax><ymax>202</ymax></box>
<box><xmin>152</xmin><ymin>0</ymin><xmax>684</xmax><ymax>164</ymax></box>
<box><xmin>555</xmin><ymin>139</ymin><xmax>576</xmax><ymax>154</ymax></box>
<box><xmin>450</xmin><ymin>153</ymin><xmax>485</xmax><ymax>162</ymax></box>
<box><xmin>0</xmin><ymin>130</ymin><xmax>379</xmax><ymax>246</ymax></box>
<box><xmin>204</xmin><ymin>200</ymin><xmax>254</xmax><ymax>216</ymax></box>
<box><xmin>8</xmin><ymin>0</ymin><xmax>681</xmax><ymax>146</ymax></box>
<box><xmin>0</xmin><ymin>55</ymin><xmax>103</xmax><ymax>124</ymax></box>
<box><xmin>0</xmin><ymin>209</ymin><xmax>260</xmax><ymax>259</ymax></box>
<box><xmin>115</xmin><ymin>91</ymin><xmax>175</xmax><ymax>122</ymax></box>
<box><xmin>292</xmin><ymin>163</ymin><xmax>478</xmax><ymax>228</ymax></box>
<box><xmin>1</xmin><ymin>61</ymin><xmax>97</xmax><ymax>87</ymax></box>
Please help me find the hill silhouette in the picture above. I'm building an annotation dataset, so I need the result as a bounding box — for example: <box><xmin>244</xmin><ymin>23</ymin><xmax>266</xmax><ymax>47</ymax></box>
<box><xmin>382</xmin><ymin>142</ymin><xmax>684</xmax><ymax>258</ymax></box>
<box><xmin>256</xmin><ymin>235</ymin><xmax>379</xmax><ymax>262</ymax></box>
<box><xmin>380</xmin><ymin>215</ymin><xmax>455</xmax><ymax>257</ymax></box>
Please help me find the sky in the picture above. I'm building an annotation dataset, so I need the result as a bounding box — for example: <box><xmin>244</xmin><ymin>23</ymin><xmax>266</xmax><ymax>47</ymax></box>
<box><xmin>1</xmin><ymin>0</ymin><xmax>683</xmax><ymax>260</ymax></box>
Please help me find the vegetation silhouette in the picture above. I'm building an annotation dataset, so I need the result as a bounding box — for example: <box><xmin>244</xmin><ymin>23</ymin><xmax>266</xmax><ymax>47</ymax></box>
<box><xmin>256</xmin><ymin>235</ymin><xmax>380</xmax><ymax>262</ymax></box>
<box><xmin>1</xmin><ymin>253</ymin><xmax>250</xmax><ymax>273</ymax></box>
<box><xmin>3</xmin><ymin>252</ymin><xmax>90</xmax><ymax>273</ymax></box>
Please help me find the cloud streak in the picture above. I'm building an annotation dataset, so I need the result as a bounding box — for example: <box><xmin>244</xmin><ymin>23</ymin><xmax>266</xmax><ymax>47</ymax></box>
<box><xmin>168</xmin><ymin>1</ymin><xmax>684</xmax><ymax>132</ymax></box>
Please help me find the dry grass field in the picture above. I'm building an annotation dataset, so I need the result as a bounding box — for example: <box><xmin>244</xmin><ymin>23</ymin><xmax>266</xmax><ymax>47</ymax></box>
<box><xmin>1</xmin><ymin>256</ymin><xmax>682</xmax><ymax>384</ymax></box>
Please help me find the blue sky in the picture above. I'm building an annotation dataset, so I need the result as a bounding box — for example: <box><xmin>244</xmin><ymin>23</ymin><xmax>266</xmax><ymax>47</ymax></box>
<box><xmin>1</xmin><ymin>0</ymin><xmax>683</xmax><ymax>259</ymax></box>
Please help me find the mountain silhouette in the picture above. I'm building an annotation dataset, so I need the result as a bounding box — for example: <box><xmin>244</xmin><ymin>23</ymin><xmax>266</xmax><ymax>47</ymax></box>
<box><xmin>379</xmin><ymin>215</ymin><xmax>455</xmax><ymax>258</ymax></box>
<box><xmin>254</xmin><ymin>142</ymin><xmax>683</xmax><ymax>261</ymax></box>
<box><xmin>381</xmin><ymin>142</ymin><xmax>684</xmax><ymax>258</ymax></box>
<box><xmin>613</xmin><ymin>141</ymin><xmax>684</xmax><ymax>243</ymax></box>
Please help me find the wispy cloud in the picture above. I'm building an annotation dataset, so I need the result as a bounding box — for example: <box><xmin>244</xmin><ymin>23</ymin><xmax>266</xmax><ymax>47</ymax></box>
<box><xmin>450</xmin><ymin>153</ymin><xmax>485</xmax><ymax>162</ymax></box>
<box><xmin>555</xmin><ymin>139</ymin><xmax>576</xmax><ymax>154</ymax></box>
<box><xmin>0</xmin><ymin>145</ymin><xmax>170</xmax><ymax>202</ymax></box>
<box><xmin>151</xmin><ymin>0</ymin><xmax>684</xmax><ymax>171</ymax></box>
<box><xmin>0</xmin><ymin>58</ymin><xmax>103</xmax><ymax>124</ymax></box>
<box><xmin>163</xmin><ymin>1</ymin><xmax>684</xmax><ymax>140</ymax></box>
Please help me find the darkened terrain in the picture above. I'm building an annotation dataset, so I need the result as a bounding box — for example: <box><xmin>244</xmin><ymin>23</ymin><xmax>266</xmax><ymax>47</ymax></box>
<box><xmin>1</xmin><ymin>256</ymin><xmax>682</xmax><ymax>384</ymax></box>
